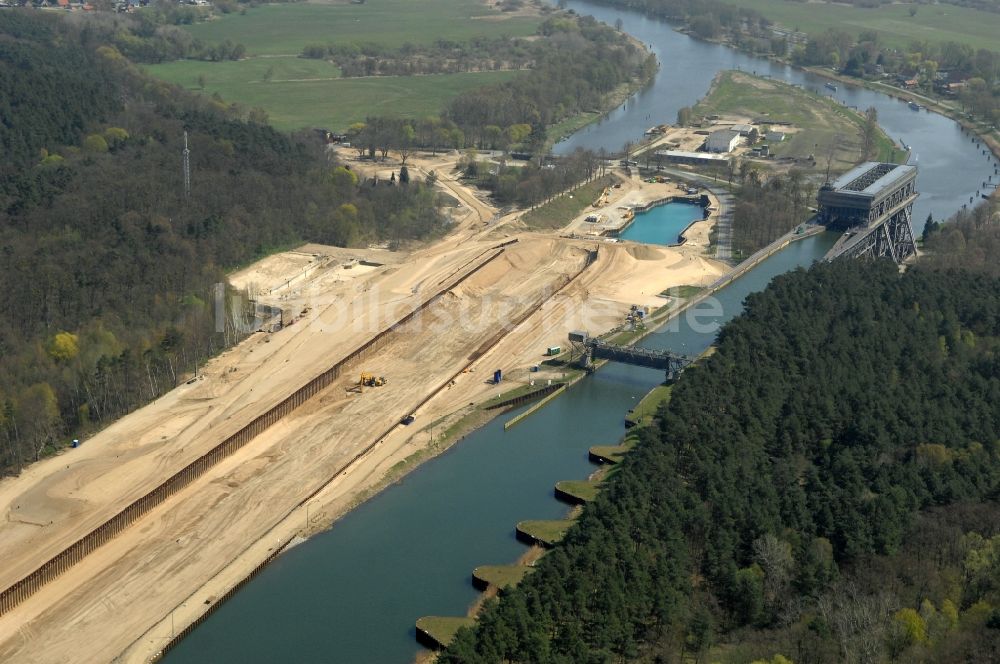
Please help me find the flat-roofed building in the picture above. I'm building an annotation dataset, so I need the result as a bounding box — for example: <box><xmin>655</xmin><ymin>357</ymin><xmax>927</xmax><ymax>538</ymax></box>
<box><xmin>705</xmin><ymin>129</ymin><xmax>740</xmax><ymax>153</ymax></box>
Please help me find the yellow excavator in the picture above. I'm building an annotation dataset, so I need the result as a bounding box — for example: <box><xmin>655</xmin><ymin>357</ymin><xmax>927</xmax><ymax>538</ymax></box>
<box><xmin>359</xmin><ymin>372</ymin><xmax>387</xmax><ymax>388</ymax></box>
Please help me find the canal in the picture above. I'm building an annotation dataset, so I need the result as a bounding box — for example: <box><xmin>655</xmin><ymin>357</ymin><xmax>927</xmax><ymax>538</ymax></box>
<box><xmin>165</xmin><ymin>4</ymin><xmax>995</xmax><ymax>662</ymax></box>
<box><xmin>553</xmin><ymin>0</ymin><xmax>996</xmax><ymax>228</ymax></box>
<box><xmin>165</xmin><ymin>232</ymin><xmax>834</xmax><ymax>664</ymax></box>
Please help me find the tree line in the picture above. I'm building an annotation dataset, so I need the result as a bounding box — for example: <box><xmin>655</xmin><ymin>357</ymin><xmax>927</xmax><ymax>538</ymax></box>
<box><xmin>302</xmin><ymin>36</ymin><xmax>537</xmax><ymax>78</ymax></box>
<box><xmin>0</xmin><ymin>11</ymin><xmax>446</xmax><ymax>474</ymax></box>
<box><xmin>56</xmin><ymin>6</ymin><xmax>248</xmax><ymax>63</ymax></box>
<box><xmin>459</xmin><ymin>148</ymin><xmax>607</xmax><ymax>208</ymax></box>
<box><xmin>347</xmin><ymin>13</ymin><xmax>654</xmax><ymax>156</ymax></box>
<box><xmin>441</xmin><ymin>253</ymin><xmax>1000</xmax><ymax>662</ymax></box>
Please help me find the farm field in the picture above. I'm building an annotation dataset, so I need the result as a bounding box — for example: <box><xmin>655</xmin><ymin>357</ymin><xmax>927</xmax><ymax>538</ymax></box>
<box><xmin>181</xmin><ymin>0</ymin><xmax>541</xmax><ymax>55</ymax></box>
<box><xmin>146</xmin><ymin>62</ymin><xmax>518</xmax><ymax>130</ymax></box>
<box><xmin>146</xmin><ymin>0</ymin><xmax>541</xmax><ymax>130</ymax></box>
<box><xmin>722</xmin><ymin>0</ymin><xmax>1000</xmax><ymax>51</ymax></box>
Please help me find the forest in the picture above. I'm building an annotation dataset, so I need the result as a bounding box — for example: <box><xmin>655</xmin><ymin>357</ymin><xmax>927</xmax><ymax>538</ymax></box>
<box><xmin>0</xmin><ymin>11</ymin><xmax>445</xmax><ymax>474</ymax></box>
<box><xmin>921</xmin><ymin>196</ymin><xmax>1000</xmax><ymax>275</ymax></box>
<box><xmin>729</xmin><ymin>170</ymin><xmax>814</xmax><ymax>256</ymax></box>
<box><xmin>442</xmin><ymin>223</ymin><xmax>1000</xmax><ymax>662</ymax></box>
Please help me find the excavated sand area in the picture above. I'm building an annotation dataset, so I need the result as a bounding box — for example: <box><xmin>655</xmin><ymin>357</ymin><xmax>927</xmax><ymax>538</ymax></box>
<box><xmin>0</xmin><ymin>237</ymin><xmax>591</xmax><ymax>664</ymax></box>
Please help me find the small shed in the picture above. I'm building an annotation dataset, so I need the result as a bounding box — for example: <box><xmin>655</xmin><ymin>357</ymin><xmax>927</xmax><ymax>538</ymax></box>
<box><xmin>731</xmin><ymin>124</ymin><xmax>759</xmax><ymax>142</ymax></box>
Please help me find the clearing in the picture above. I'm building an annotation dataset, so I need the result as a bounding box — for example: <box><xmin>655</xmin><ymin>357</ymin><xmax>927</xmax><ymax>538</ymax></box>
<box><xmin>691</xmin><ymin>70</ymin><xmax>904</xmax><ymax>172</ymax></box>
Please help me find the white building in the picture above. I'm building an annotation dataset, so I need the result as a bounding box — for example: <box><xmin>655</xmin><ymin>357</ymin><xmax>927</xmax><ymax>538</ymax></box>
<box><xmin>655</xmin><ymin>150</ymin><xmax>729</xmax><ymax>166</ymax></box>
<box><xmin>705</xmin><ymin>129</ymin><xmax>740</xmax><ymax>154</ymax></box>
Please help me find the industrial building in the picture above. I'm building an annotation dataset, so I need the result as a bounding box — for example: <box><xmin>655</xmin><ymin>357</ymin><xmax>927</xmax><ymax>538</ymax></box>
<box><xmin>654</xmin><ymin>150</ymin><xmax>729</xmax><ymax>166</ymax></box>
<box><xmin>731</xmin><ymin>124</ymin><xmax>759</xmax><ymax>142</ymax></box>
<box><xmin>705</xmin><ymin>129</ymin><xmax>740</xmax><ymax>153</ymax></box>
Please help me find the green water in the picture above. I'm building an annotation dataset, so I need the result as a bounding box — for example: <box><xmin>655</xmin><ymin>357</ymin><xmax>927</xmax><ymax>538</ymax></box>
<box><xmin>619</xmin><ymin>202</ymin><xmax>704</xmax><ymax>246</ymax></box>
<box><xmin>164</xmin><ymin>233</ymin><xmax>837</xmax><ymax>664</ymax></box>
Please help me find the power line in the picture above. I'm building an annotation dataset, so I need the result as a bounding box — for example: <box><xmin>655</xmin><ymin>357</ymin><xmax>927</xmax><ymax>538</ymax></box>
<box><xmin>182</xmin><ymin>131</ymin><xmax>191</xmax><ymax>198</ymax></box>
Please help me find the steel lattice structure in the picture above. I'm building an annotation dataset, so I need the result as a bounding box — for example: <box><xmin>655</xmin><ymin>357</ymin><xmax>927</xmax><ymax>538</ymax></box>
<box><xmin>818</xmin><ymin>162</ymin><xmax>918</xmax><ymax>263</ymax></box>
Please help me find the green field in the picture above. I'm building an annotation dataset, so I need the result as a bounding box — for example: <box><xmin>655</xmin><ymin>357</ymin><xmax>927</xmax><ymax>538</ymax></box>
<box><xmin>522</xmin><ymin>175</ymin><xmax>618</xmax><ymax>229</ymax></box>
<box><xmin>554</xmin><ymin>479</ymin><xmax>601</xmax><ymax>502</ymax></box>
<box><xmin>629</xmin><ymin>383</ymin><xmax>672</xmax><ymax>426</ymax></box>
<box><xmin>472</xmin><ymin>565</ymin><xmax>533</xmax><ymax>588</ymax></box>
<box><xmin>415</xmin><ymin>616</ymin><xmax>475</xmax><ymax>647</ymax></box>
<box><xmin>516</xmin><ymin>519</ymin><xmax>574</xmax><ymax>546</ymax></box>
<box><xmin>723</xmin><ymin>0</ymin><xmax>1000</xmax><ymax>51</ymax></box>
<box><xmin>589</xmin><ymin>441</ymin><xmax>634</xmax><ymax>464</ymax></box>
<box><xmin>183</xmin><ymin>0</ymin><xmax>541</xmax><ymax>55</ymax></box>
<box><xmin>146</xmin><ymin>61</ymin><xmax>517</xmax><ymax>130</ymax></box>
<box><xmin>145</xmin><ymin>0</ymin><xmax>540</xmax><ymax>130</ymax></box>
<box><xmin>693</xmin><ymin>71</ymin><xmax>904</xmax><ymax>172</ymax></box>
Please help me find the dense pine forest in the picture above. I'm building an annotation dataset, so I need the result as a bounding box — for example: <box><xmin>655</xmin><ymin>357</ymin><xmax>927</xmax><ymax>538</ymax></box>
<box><xmin>0</xmin><ymin>11</ymin><xmax>445</xmax><ymax>473</ymax></box>
<box><xmin>443</xmin><ymin>208</ymin><xmax>1000</xmax><ymax>663</ymax></box>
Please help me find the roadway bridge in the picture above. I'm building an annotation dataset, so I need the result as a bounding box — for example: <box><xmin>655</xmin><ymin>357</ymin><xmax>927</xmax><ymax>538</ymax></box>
<box><xmin>818</xmin><ymin>162</ymin><xmax>918</xmax><ymax>263</ymax></box>
<box><xmin>571</xmin><ymin>332</ymin><xmax>690</xmax><ymax>381</ymax></box>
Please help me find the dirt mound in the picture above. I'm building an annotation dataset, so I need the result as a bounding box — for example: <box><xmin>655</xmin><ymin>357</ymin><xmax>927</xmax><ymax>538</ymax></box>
<box><xmin>624</xmin><ymin>244</ymin><xmax>665</xmax><ymax>261</ymax></box>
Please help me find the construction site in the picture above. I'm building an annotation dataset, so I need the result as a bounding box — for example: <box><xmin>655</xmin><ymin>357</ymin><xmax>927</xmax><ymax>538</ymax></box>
<box><xmin>0</xmin><ymin>150</ymin><xmax>726</xmax><ymax>664</ymax></box>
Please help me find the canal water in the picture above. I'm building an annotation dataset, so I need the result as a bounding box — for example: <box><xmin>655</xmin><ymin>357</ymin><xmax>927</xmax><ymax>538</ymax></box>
<box><xmin>553</xmin><ymin>0</ymin><xmax>996</xmax><ymax>228</ymax></box>
<box><xmin>166</xmin><ymin>5</ymin><xmax>995</xmax><ymax>663</ymax></box>
<box><xmin>164</xmin><ymin>234</ymin><xmax>836</xmax><ymax>664</ymax></box>
<box><xmin>619</xmin><ymin>202</ymin><xmax>704</xmax><ymax>246</ymax></box>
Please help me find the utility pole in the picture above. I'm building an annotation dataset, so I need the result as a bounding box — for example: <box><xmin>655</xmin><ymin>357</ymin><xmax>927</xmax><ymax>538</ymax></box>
<box><xmin>182</xmin><ymin>131</ymin><xmax>191</xmax><ymax>199</ymax></box>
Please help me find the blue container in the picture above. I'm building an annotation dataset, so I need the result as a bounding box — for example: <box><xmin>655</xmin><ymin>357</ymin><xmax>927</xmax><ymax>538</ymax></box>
<box><xmin>493</xmin><ymin>369</ymin><xmax>502</xmax><ymax>384</ymax></box>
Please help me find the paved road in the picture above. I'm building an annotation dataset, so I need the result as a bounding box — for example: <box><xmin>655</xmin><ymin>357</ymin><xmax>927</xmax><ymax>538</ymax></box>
<box><xmin>656</xmin><ymin>166</ymin><xmax>736</xmax><ymax>262</ymax></box>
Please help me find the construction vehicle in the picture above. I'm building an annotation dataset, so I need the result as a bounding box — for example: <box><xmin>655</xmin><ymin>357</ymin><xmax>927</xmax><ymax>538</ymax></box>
<box><xmin>360</xmin><ymin>372</ymin><xmax>387</xmax><ymax>387</ymax></box>
<box><xmin>349</xmin><ymin>372</ymin><xmax>387</xmax><ymax>393</ymax></box>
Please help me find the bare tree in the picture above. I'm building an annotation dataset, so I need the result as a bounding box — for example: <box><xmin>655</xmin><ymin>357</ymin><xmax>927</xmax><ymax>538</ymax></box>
<box><xmin>753</xmin><ymin>534</ymin><xmax>794</xmax><ymax>616</ymax></box>
<box><xmin>825</xmin><ymin>132</ymin><xmax>844</xmax><ymax>183</ymax></box>
<box><xmin>861</xmin><ymin>107</ymin><xmax>879</xmax><ymax>160</ymax></box>
<box><xmin>818</xmin><ymin>582</ymin><xmax>895</xmax><ymax>664</ymax></box>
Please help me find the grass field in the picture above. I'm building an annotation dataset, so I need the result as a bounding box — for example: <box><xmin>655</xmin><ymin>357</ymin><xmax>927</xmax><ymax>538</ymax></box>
<box><xmin>516</xmin><ymin>519</ymin><xmax>574</xmax><ymax>546</ymax></box>
<box><xmin>629</xmin><ymin>383</ymin><xmax>672</xmax><ymax>426</ymax></box>
<box><xmin>554</xmin><ymin>479</ymin><xmax>601</xmax><ymax>502</ymax></box>
<box><xmin>589</xmin><ymin>441</ymin><xmax>634</xmax><ymax>463</ymax></box>
<box><xmin>693</xmin><ymin>71</ymin><xmax>904</xmax><ymax>172</ymax></box>
<box><xmin>723</xmin><ymin>0</ymin><xmax>1000</xmax><ymax>51</ymax></box>
<box><xmin>415</xmin><ymin>616</ymin><xmax>475</xmax><ymax>647</ymax></box>
<box><xmin>146</xmin><ymin>62</ymin><xmax>518</xmax><ymax>130</ymax></box>
<box><xmin>183</xmin><ymin>0</ymin><xmax>541</xmax><ymax>55</ymax></box>
<box><xmin>522</xmin><ymin>175</ymin><xmax>618</xmax><ymax>229</ymax></box>
<box><xmin>472</xmin><ymin>565</ymin><xmax>533</xmax><ymax>588</ymax></box>
<box><xmin>145</xmin><ymin>0</ymin><xmax>540</xmax><ymax>130</ymax></box>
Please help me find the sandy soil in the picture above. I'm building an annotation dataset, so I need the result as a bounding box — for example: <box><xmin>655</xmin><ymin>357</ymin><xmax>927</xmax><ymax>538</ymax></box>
<box><xmin>0</xmin><ymin>154</ymin><xmax>727</xmax><ymax>664</ymax></box>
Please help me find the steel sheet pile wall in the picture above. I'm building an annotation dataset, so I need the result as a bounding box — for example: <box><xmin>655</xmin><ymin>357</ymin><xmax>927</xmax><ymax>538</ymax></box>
<box><xmin>0</xmin><ymin>242</ymin><xmax>517</xmax><ymax>616</ymax></box>
<box><xmin>132</xmin><ymin>240</ymin><xmax>592</xmax><ymax>659</ymax></box>
<box><xmin>150</xmin><ymin>536</ymin><xmax>296</xmax><ymax>662</ymax></box>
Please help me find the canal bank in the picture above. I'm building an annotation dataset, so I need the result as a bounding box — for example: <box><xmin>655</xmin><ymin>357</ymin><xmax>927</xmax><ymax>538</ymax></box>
<box><xmin>156</xmin><ymin>3</ymin><xmax>995</xmax><ymax>662</ymax></box>
<box><xmin>160</xmin><ymin>232</ymin><xmax>838</xmax><ymax>664</ymax></box>
<box><xmin>552</xmin><ymin>0</ymin><xmax>995</xmax><ymax>227</ymax></box>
